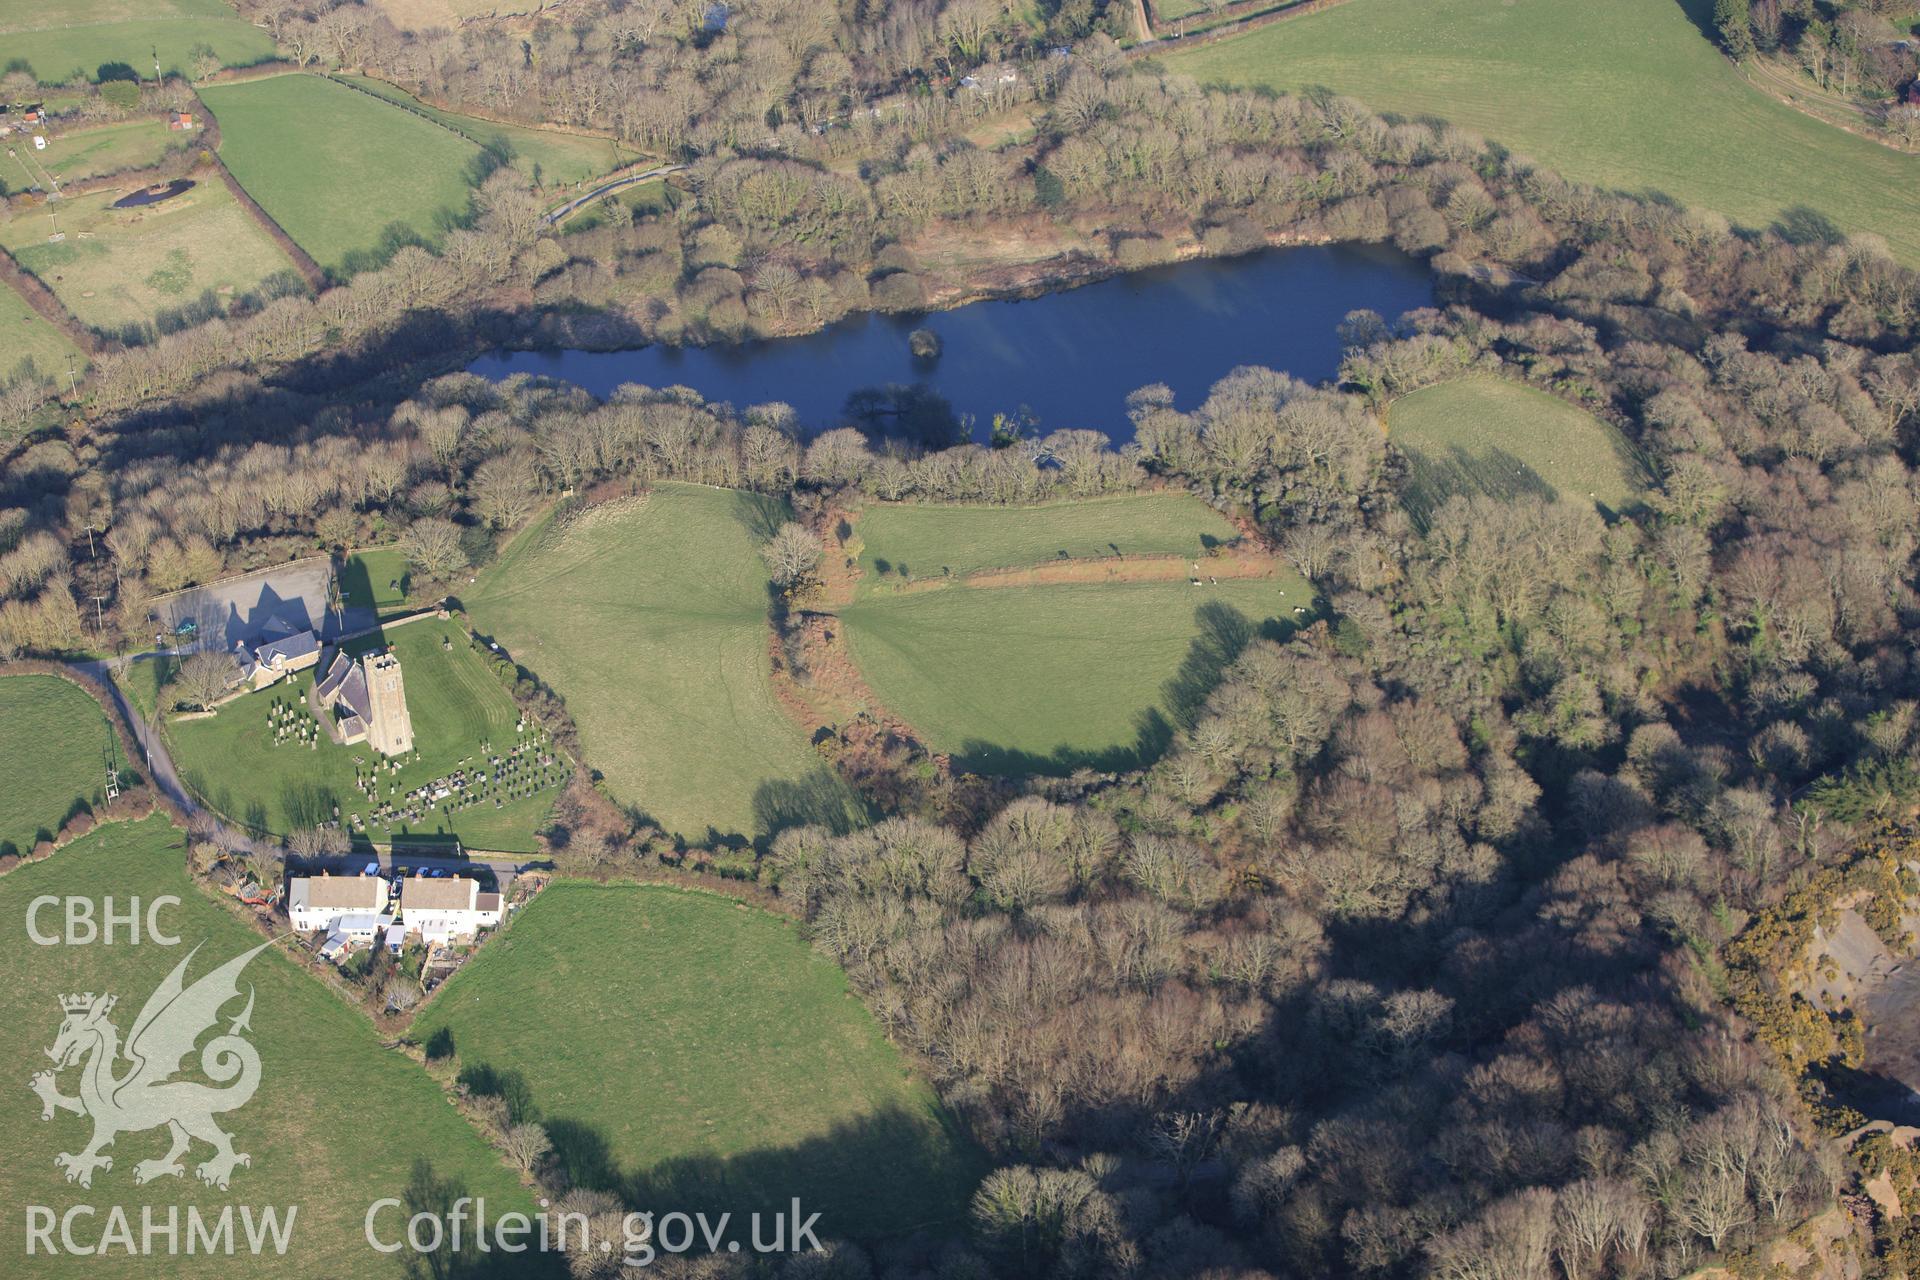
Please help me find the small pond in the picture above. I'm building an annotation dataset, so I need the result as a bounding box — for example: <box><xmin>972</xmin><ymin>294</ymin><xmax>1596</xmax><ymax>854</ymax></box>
<box><xmin>469</xmin><ymin>243</ymin><xmax>1434</xmax><ymax>444</ymax></box>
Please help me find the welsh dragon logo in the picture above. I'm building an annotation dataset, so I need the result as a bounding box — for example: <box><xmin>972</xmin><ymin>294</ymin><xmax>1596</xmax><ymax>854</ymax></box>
<box><xmin>30</xmin><ymin>942</ymin><xmax>269</xmax><ymax>1191</ymax></box>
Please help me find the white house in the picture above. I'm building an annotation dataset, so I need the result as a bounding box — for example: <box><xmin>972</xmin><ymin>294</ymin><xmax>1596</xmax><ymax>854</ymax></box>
<box><xmin>289</xmin><ymin>874</ymin><xmax>391</xmax><ymax>934</ymax></box>
<box><xmin>398</xmin><ymin>876</ymin><xmax>503</xmax><ymax>946</ymax></box>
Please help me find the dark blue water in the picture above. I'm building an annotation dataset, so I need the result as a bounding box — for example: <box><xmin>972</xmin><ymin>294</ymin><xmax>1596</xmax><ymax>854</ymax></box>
<box><xmin>469</xmin><ymin>243</ymin><xmax>1432</xmax><ymax>442</ymax></box>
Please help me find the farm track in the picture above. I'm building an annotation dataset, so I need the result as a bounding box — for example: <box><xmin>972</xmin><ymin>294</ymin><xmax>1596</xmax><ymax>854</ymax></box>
<box><xmin>1743</xmin><ymin>57</ymin><xmax>1917</xmax><ymax>154</ymax></box>
<box><xmin>857</xmin><ymin>550</ymin><xmax>1285</xmax><ymax>598</ymax></box>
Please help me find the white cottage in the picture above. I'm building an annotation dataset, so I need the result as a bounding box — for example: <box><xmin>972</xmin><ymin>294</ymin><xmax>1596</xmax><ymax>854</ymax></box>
<box><xmin>288</xmin><ymin>874</ymin><xmax>390</xmax><ymax>934</ymax></box>
<box><xmin>399</xmin><ymin>876</ymin><xmax>503</xmax><ymax>945</ymax></box>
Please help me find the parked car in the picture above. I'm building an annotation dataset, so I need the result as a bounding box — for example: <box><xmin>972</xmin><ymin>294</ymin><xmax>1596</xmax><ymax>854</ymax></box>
<box><xmin>362</xmin><ymin>861</ymin><xmax>380</xmax><ymax>877</ymax></box>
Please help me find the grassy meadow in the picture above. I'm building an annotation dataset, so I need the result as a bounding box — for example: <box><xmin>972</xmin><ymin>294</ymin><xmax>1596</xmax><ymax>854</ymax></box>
<box><xmin>0</xmin><ymin>0</ymin><xmax>275</xmax><ymax>84</ymax></box>
<box><xmin>167</xmin><ymin>623</ymin><xmax>560</xmax><ymax>852</ymax></box>
<box><xmin>469</xmin><ymin>486</ymin><xmax>864</xmax><ymax>842</ymax></box>
<box><xmin>853</xmin><ymin>491</ymin><xmax>1241</xmax><ymax>592</ymax></box>
<box><xmin>340</xmin><ymin>547</ymin><xmax>416</xmax><ymax>614</ymax></box>
<box><xmin>1387</xmin><ymin>378</ymin><xmax>1648</xmax><ymax>523</ymax></box>
<box><xmin>200</xmin><ymin>74</ymin><xmax>484</xmax><ymax>274</ymax></box>
<box><xmin>840</xmin><ymin>575</ymin><xmax>1310</xmax><ymax>775</ymax></box>
<box><xmin>0</xmin><ymin>120</ymin><xmax>188</xmax><ymax>196</ymax></box>
<box><xmin>0</xmin><ymin>817</ymin><xmax>538</xmax><ymax>1277</ymax></box>
<box><xmin>0</xmin><ymin>181</ymin><xmax>298</xmax><ymax>340</ymax></box>
<box><xmin>0</xmin><ymin>280</ymin><xmax>79</xmax><ymax>387</ymax></box>
<box><xmin>412</xmin><ymin>881</ymin><xmax>984</xmax><ymax>1240</ymax></box>
<box><xmin>0</xmin><ymin>674</ymin><xmax>113</xmax><ymax>857</ymax></box>
<box><xmin>338</xmin><ymin>76</ymin><xmax>642</xmax><ymax>188</ymax></box>
<box><xmin>1164</xmin><ymin>0</ymin><xmax>1920</xmax><ymax>263</ymax></box>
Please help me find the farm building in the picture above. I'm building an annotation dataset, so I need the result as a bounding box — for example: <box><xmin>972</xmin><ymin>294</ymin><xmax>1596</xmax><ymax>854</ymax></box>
<box><xmin>398</xmin><ymin>876</ymin><xmax>502</xmax><ymax>946</ymax></box>
<box><xmin>312</xmin><ymin>648</ymin><xmax>414</xmax><ymax>756</ymax></box>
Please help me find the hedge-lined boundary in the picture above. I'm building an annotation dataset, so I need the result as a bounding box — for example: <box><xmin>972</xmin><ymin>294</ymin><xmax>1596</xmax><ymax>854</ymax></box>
<box><xmin>0</xmin><ymin>244</ymin><xmax>98</xmax><ymax>357</ymax></box>
<box><xmin>202</xmin><ymin>147</ymin><xmax>327</xmax><ymax>290</ymax></box>
<box><xmin>1132</xmin><ymin>0</ymin><xmax>1353</xmax><ymax>58</ymax></box>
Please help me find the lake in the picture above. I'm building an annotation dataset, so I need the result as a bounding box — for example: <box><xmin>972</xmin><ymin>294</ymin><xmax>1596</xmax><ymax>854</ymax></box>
<box><xmin>468</xmin><ymin>243</ymin><xmax>1434</xmax><ymax>443</ymax></box>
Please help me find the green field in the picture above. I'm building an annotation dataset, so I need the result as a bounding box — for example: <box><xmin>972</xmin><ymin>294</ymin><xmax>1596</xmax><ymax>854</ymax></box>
<box><xmin>2</xmin><ymin>120</ymin><xmax>189</xmax><ymax>197</ymax></box>
<box><xmin>470</xmin><ymin>486</ymin><xmax>864</xmax><ymax>842</ymax></box>
<box><xmin>338</xmin><ymin>76</ymin><xmax>642</xmax><ymax>188</ymax></box>
<box><xmin>1165</xmin><ymin>0</ymin><xmax>1920</xmax><ymax>263</ymax></box>
<box><xmin>853</xmin><ymin>491</ymin><xmax>1241</xmax><ymax>592</ymax></box>
<box><xmin>1152</xmin><ymin>0</ymin><xmax>1208</xmax><ymax>23</ymax></box>
<box><xmin>0</xmin><ymin>181</ymin><xmax>298</xmax><ymax>340</ymax></box>
<box><xmin>200</xmin><ymin>74</ymin><xmax>484</xmax><ymax>274</ymax></box>
<box><xmin>0</xmin><ymin>674</ymin><xmax>113</xmax><ymax>856</ymax></box>
<box><xmin>340</xmin><ymin>547</ymin><xmax>415</xmax><ymax>614</ymax></box>
<box><xmin>0</xmin><ymin>280</ymin><xmax>79</xmax><ymax>387</ymax></box>
<box><xmin>412</xmin><ymin>881</ymin><xmax>983</xmax><ymax>1239</ymax></box>
<box><xmin>0</xmin><ymin>817</ymin><xmax>537</xmax><ymax>1278</ymax></box>
<box><xmin>167</xmin><ymin>623</ymin><xmax>560</xmax><ymax>852</ymax></box>
<box><xmin>840</xmin><ymin>576</ymin><xmax>1310</xmax><ymax>774</ymax></box>
<box><xmin>0</xmin><ymin>0</ymin><xmax>276</xmax><ymax>84</ymax></box>
<box><xmin>1387</xmin><ymin>377</ymin><xmax>1648</xmax><ymax>523</ymax></box>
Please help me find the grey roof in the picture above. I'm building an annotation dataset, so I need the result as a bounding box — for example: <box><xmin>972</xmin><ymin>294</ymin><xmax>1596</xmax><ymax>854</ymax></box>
<box><xmin>256</xmin><ymin>630</ymin><xmax>319</xmax><ymax>666</ymax></box>
<box><xmin>336</xmin><ymin>664</ymin><xmax>371</xmax><ymax>722</ymax></box>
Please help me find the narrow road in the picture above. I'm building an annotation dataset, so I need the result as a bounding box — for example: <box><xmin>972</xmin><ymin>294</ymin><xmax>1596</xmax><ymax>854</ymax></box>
<box><xmin>542</xmin><ymin>163</ymin><xmax>686</xmax><ymax>226</ymax></box>
<box><xmin>74</xmin><ymin>655</ymin><xmax>190</xmax><ymax>813</ymax></box>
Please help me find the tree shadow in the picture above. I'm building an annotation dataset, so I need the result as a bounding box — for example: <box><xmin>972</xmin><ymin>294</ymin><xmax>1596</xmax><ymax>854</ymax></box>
<box><xmin>541</xmin><ymin>1102</ymin><xmax>986</xmax><ymax>1244</ymax></box>
<box><xmin>281</xmin><ymin>779</ymin><xmax>342</xmax><ymax>831</ymax></box>
<box><xmin>948</xmin><ymin>601</ymin><xmax>1284</xmax><ymax>778</ymax></box>
<box><xmin>336</xmin><ymin>220</ymin><xmax>441</xmax><ymax>280</ymax></box>
<box><xmin>397</xmin><ymin>1157</ymin><xmax>564</xmax><ymax>1278</ymax></box>
<box><xmin>950</xmin><ymin>706</ymin><xmax>1177</xmax><ymax>778</ymax></box>
<box><xmin>842</xmin><ymin>384</ymin><xmax>966</xmax><ymax>449</ymax></box>
<box><xmin>1671</xmin><ymin>0</ymin><xmax>1719</xmax><ymax>43</ymax></box>
<box><xmin>1162</xmin><ymin>601</ymin><xmax>1259</xmax><ymax>731</ymax></box>
<box><xmin>1772</xmin><ymin>206</ymin><xmax>1846</xmax><ymax>247</ymax></box>
<box><xmin>1399</xmin><ymin>443</ymin><xmax>1559</xmax><ymax>529</ymax></box>
<box><xmin>727</xmin><ymin>490</ymin><xmax>788</xmax><ymax>544</ymax></box>
<box><xmin>750</xmin><ymin>766</ymin><xmax>870</xmax><ymax>844</ymax></box>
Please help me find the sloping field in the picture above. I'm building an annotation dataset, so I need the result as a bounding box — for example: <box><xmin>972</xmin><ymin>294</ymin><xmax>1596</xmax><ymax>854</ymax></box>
<box><xmin>0</xmin><ymin>673</ymin><xmax>112</xmax><ymax>856</ymax></box>
<box><xmin>0</xmin><ymin>816</ymin><xmax>536</xmax><ymax>1278</ymax></box>
<box><xmin>167</xmin><ymin>622</ymin><xmax>559</xmax><ymax>852</ymax></box>
<box><xmin>0</xmin><ymin>0</ymin><xmax>275</xmax><ymax>84</ymax></box>
<box><xmin>200</xmin><ymin>74</ymin><xmax>483</xmax><ymax>274</ymax></box>
<box><xmin>411</xmin><ymin>881</ymin><xmax>983</xmax><ymax>1240</ymax></box>
<box><xmin>1387</xmin><ymin>377</ymin><xmax>1648</xmax><ymax>523</ymax></box>
<box><xmin>0</xmin><ymin>279</ymin><xmax>80</xmax><ymax>387</ymax></box>
<box><xmin>0</xmin><ymin>181</ymin><xmax>297</xmax><ymax>340</ymax></box>
<box><xmin>1165</xmin><ymin>0</ymin><xmax>1920</xmax><ymax>263</ymax></box>
<box><xmin>469</xmin><ymin>486</ymin><xmax>864</xmax><ymax>841</ymax></box>
<box><xmin>839</xmin><ymin>575</ymin><xmax>1310</xmax><ymax>775</ymax></box>
<box><xmin>338</xmin><ymin>76</ymin><xmax>642</xmax><ymax>188</ymax></box>
<box><xmin>853</xmin><ymin>491</ymin><xmax>1241</xmax><ymax>593</ymax></box>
